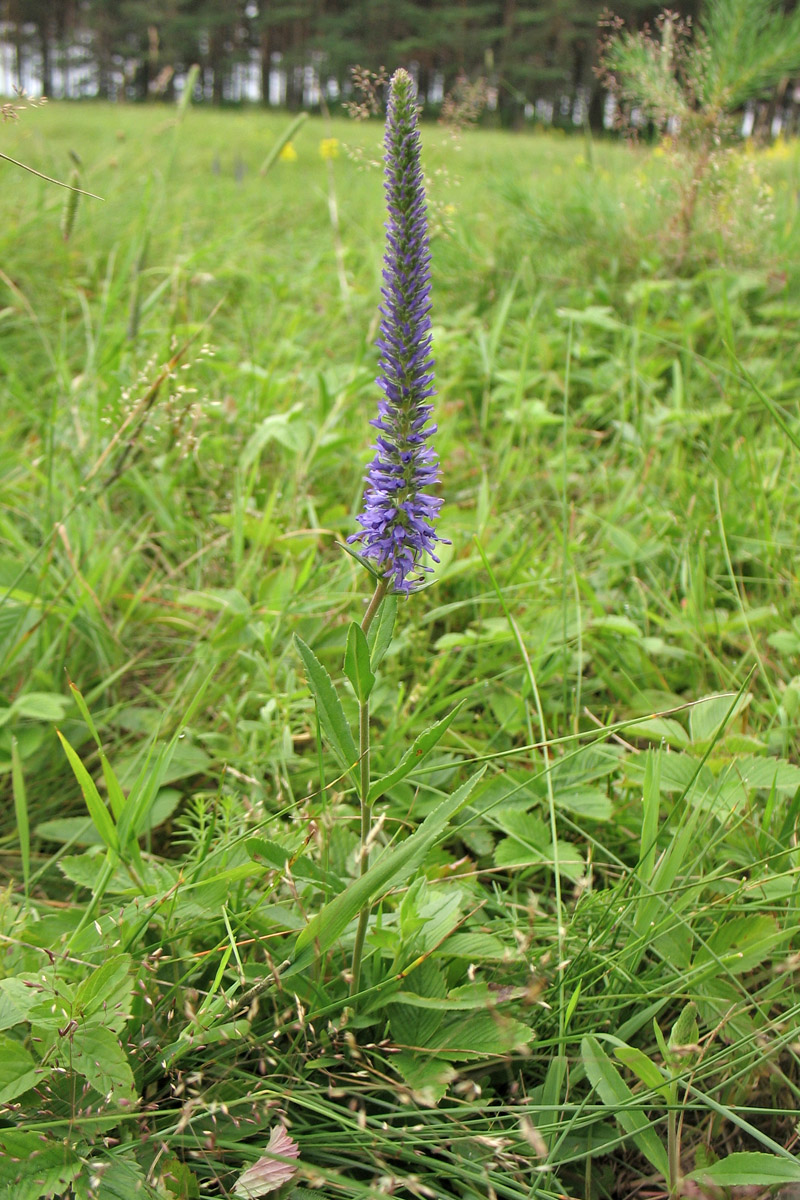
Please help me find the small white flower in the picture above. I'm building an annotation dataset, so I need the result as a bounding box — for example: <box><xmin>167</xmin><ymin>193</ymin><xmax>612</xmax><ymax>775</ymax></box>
<box><xmin>233</xmin><ymin>1125</ymin><xmax>300</xmax><ymax>1197</ymax></box>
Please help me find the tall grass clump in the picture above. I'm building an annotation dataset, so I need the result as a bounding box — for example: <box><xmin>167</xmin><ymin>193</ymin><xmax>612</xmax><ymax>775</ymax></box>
<box><xmin>600</xmin><ymin>0</ymin><xmax>800</xmax><ymax>261</ymax></box>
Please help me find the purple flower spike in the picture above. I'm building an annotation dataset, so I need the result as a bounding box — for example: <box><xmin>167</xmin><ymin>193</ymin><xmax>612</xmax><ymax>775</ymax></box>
<box><xmin>349</xmin><ymin>68</ymin><xmax>448</xmax><ymax>595</ymax></box>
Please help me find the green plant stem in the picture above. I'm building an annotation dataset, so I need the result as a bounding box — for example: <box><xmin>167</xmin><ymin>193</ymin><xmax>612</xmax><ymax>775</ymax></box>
<box><xmin>349</xmin><ymin>579</ymin><xmax>388</xmax><ymax>998</ymax></box>
<box><xmin>667</xmin><ymin>1105</ymin><xmax>679</xmax><ymax>1197</ymax></box>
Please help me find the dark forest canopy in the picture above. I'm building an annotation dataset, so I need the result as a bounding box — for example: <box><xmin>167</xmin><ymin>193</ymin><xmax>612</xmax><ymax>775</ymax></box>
<box><xmin>0</xmin><ymin>0</ymin><xmax>707</xmax><ymax>125</ymax></box>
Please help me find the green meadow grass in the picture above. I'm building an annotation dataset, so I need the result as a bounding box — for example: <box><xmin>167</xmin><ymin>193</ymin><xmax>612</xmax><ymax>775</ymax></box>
<box><xmin>2</xmin><ymin>102</ymin><xmax>800</xmax><ymax>1198</ymax></box>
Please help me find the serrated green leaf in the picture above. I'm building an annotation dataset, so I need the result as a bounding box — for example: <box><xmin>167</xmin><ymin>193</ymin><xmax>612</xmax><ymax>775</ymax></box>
<box><xmin>389</xmin><ymin>960</ymin><xmax>446</xmax><ymax>1047</ymax></box>
<box><xmin>78</xmin><ymin>1154</ymin><xmax>148</xmax><ymax>1198</ymax></box>
<box><xmin>73</xmin><ymin>955</ymin><xmax>133</xmax><ymax>1030</ymax></box>
<box><xmin>733</xmin><ymin>755</ymin><xmax>800</xmax><ymax>793</ymax></box>
<box><xmin>631</xmin><ymin>717</ymin><xmax>688</xmax><ymax>748</ymax></box>
<box><xmin>437</xmin><ymin>932</ymin><xmax>509</xmax><ymax>960</ymax></box>
<box><xmin>35</xmin><ymin>815</ymin><xmax>102</xmax><ymax>845</ymax></box>
<box><xmin>68</xmin><ymin>1025</ymin><xmax>136</xmax><ymax>1103</ymax></box>
<box><xmin>694</xmin><ymin>915</ymin><xmax>782</xmax><ymax>975</ymax></box>
<box><xmin>0</xmin><ymin>978</ymin><xmax>42</xmax><ymax>1032</ymax></box>
<box><xmin>426</xmin><ymin>1009</ymin><xmax>534</xmax><ymax>1060</ymax></box>
<box><xmin>582</xmin><ymin>1035</ymin><xmax>669</xmax><ymax>1178</ymax></box>
<box><xmin>689</xmin><ymin>692</ymin><xmax>750</xmax><ymax>745</ymax></box>
<box><xmin>59</xmin><ymin>852</ymin><xmax>128</xmax><ymax>893</ymax></box>
<box><xmin>493</xmin><ymin>811</ymin><xmax>584</xmax><ymax>881</ymax></box>
<box><xmin>294</xmin><ymin>636</ymin><xmax>357</xmax><ymax>782</ymax></box>
<box><xmin>0</xmin><ymin>1035</ymin><xmax>40</xmax><ymax>1103</ymax></box>
<box><xmin>160</xmin><ymin>1155</ymin><xmax>201</xmax><ymax>1198</ymax></box>
<box><xmin>0</xmin><ymin>1129</ymin><xmax>81</xmax><ymax>1200</ymax></box>
<box><xmin>12</xmin><ymin>691</ymin><xmax>70</xmax><ymax>721</ymax></box>
<box><xmin>343</xmin><ymin>622</ymin><xmax>375</xmax><ymax>703</ymax></box>
<box><xmin>555</xmin><ymin>788</ymin><xmax>613</xmax><ymax>820</ymax></box>
<box><xmin>287</xmin><ymin>768</ymin><xmax>485</xmax><ymax>974</ymax></box>
<box><xmin>368</xmin><ymin>703</ymin><xmax>462</xmax><ymax>803</ymax></box>
<box><xmin>246</xmin><ymin>837</ymin><xmax>291</xmax><ymax>868</ymax></box>
<box><xmin>685</xmin><ymin>1152</ymin><xmax>800</xmax><ymax>1186</ymax></box>
<box><xmin>56</xmin><ymin>730</ymin><xmax>119</xmax><ymax>853</ymax></box>
<box><xmin>392</xmin><ymin>1053</ymin><xmax>455</xmax><ymax>1105</ymax></box>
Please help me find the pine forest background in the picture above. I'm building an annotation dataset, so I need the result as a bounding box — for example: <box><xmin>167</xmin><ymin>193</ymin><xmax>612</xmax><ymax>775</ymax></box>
<box><xmin>3</xmin><ymin>0</ymin><xmax>714</xmax><ymax>127</ymax></box>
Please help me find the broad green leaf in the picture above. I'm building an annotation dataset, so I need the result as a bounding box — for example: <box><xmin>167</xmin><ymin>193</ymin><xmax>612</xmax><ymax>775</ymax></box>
<box><xmin>439</xmin><ymin>932</ymin><xmax>508</xmax><ymax>960</ymax></box>
<box><xmin>160</xmin><ymin>1155</ymin><xmax>201</xmax><ymax>1198</ymax></box>
<box><xmin>685</xmin><ymin>1152</ymin><xmax>800</xmax><ymax>1187</ymax></box>
<box><xmin>59</xmin><ymin>852</ymin><xmax>129</xmax><ymax>893</ymax></box>
<box><xmin>555</xmin><ymin>788</ymin><xmax>613</xmax><ymax>820</ymax></box>
<box><xmin>732</xmin><ymin>755</ymin><xmax>800</xmax><ymax>793</ymax></box>
<box><xmin>12</xmin><ymin>691</ymin><xmax>70</xmax><ymax>721</ymax></box>
<box><xmin>0</xmin><ymin>1035</ymin><xmax>39</xmax><ymax>1103</ymax></box>
<box><xmin>367</xmin><ymin>593</ymin><xmax>397</xmax><ymax>668</ymax></box>
<box><xmin>582</xmin><ymin>1035</ymin><xmax>669</xmax><ymax>1178</ymax></box>
<box><xmin>0</xmin><ymin>978</ymin><xmax>41</xmax><ymax>1032</ymax></box>
<box><xmin>694</xmin><ymin>915</ymin><xmax>782</xmax><ymax>976</ymax></box>
<box><xmin>68</xmin><ymin>1025</ymin><xmax>137</xmax><ymax>1103</ymax></box>
<box><xmin>493</xmin><ymin>811</ymin><xmax>584</xmax><ymax>881</ymax></box>
<box><xmin>392</xmin><ymin>1052</ymin><xmax>455</xmax><ymax>1105</ymax></box>
<box><xmin>389</xmin><ymin>960</ymin><xmax>446</xmax><ymax>1048</ymax></box>
<box><xmin>35</xmin><ymin>815</ymin><xmax>101</xmax><ymax>846</ymax></box>
<box><xmin>287</xmin><ymin>768</ymin><xmax>485</xmax><ymax>974</ymax></box>
<box><xmin>294</xmin><ymin>636</ymin><xmax>357</xmax><ymax>781</ymax></box>
<box><xmin>56</xmin><ymin>730</ymin><xmax>119</xmax><ymax>853</ymax></box>
<box><xmin>76</xmin><ymin>1154</ymin><xmax>148</xmax><ymax>1199</ymax></box>
<box><xmin>591</xmin><ymin>614</ymin><xmax>642</xmax><ymax>637</ymax></box>
<box><xmin>73</xmin><ymin>955</ymin><xmax>133</xmax><ymax>1029</ymax></box>
<box><xmin>688</xmin><ymin>692</ymin><xmax>750</xmax><ymax>745</ymax></box>
<box><xmin>425</xmin><ymin>1009</ymin><xmax>534</xmax><ymax>1060</ymax></box>
<box><xmin>0</xmin><ymin>1129</ymin><xmax>81</xmax><ymax>1200</ymax></box>
<box><xmin>246</xmin><ymin>838</ymin><xmax>291</xmax><ymax>869</ymax></box>
<box><xmin>343</xmin><ymin>622</ymin><xmax>375</xmax><ymax>703</ymax></box>
<box><xmin>368</xmin><ymin>703</ymin><xmax>463</xmax><ymax>803</ymax></box>
<box><xmin>631</xmin><ymin>717</ymin><xmax>688</xmax><ymax>748</ymax></box>
<box><xmin>623</xmin><ymin>750</ymin><xmax>715</xmax><ymax>796</ymax></box>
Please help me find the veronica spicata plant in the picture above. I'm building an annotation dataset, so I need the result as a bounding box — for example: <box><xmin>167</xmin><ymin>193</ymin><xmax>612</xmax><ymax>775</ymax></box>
<box><xmin>293</xmin><ymin>68</ymin><xmax>455</xmax><ymax>1001</ymax></box>
<box><xmin>349</xmin><ymin>66</ymin><xmax>447</xmax><ymax>595</ymax></box>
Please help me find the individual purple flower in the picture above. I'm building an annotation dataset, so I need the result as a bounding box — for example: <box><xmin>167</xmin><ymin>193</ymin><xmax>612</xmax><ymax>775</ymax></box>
<box><xmin>349</xmin><ymin>67</ymin><xmax>448</xmax><ymax>595</ymax></box>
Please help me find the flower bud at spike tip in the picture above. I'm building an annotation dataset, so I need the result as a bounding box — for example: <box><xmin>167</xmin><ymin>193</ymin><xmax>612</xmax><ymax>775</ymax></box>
<box><xmin>349</xmin><ymin>68</ymin><xmax>449</xmax><ymax>594</ymax></box>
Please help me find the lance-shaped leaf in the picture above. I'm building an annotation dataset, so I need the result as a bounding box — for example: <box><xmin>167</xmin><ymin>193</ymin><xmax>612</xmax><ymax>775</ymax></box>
<box><xmin>56</xmin><ymin>730</ymin><xmax>119</xmax><ymax>854</ymax></box>
<box><xmin>343</xmin><ymin>622</ymin><xmax>375</xmax><ymax>704</ymax></box>
<box><xmin>295</xmin><ymin>636</ymin><xmax>357</xmax><ymax>784</ymax></box>
<box><xmin>286</xmin><ymin>767</ymin><xmax>485</xmax><ymax>975</ymax></box>
<box><xmin>582</xmin><ymin>1035</ymin><xmax>669</xmax><ymax>1178</ymax></box>
<box><xmin>367</xmin><ymin>593</ymin><xmax>397</xmax><ymax>668</ymax></box>
<box><xmin>686</xmin><ymin>1153</ymin><xmax>800</xmax><ymax>1187</ymax></box>
<box><xmin>368</xmin><ymin>703</ymin><xmax>462</xmax><ymax>803</ymax></box>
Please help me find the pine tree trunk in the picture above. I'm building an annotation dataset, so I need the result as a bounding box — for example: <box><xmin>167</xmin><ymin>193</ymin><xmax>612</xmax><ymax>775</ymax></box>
<box><xmin>260</xmin><ymin>27</ymin><xmax>271</xmax><ymax>105</ymax></box>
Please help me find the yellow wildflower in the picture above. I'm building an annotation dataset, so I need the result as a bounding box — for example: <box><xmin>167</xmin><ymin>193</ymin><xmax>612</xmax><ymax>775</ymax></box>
<box><xmin>319</xmin><ymin>138</ymin><xmax>340</xmax><ymax>160</ymax></box>
<box><xmin>279</xmin><ymin>142</ymin><xmax>298</xmax><ymax>162</ymax></box>
<box><xmin>764</xmin><ymin>134</ymin><xmax>792</xmax><ymax>161</ymax></box>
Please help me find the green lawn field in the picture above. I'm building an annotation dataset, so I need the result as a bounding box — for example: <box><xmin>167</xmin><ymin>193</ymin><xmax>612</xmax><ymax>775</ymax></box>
<box><xmin>2</xmin><ymin>100</ymin><xmax>800</xmax><ymax>1199</ymax></box>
